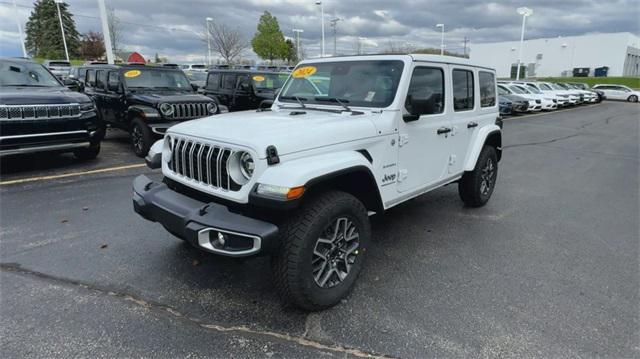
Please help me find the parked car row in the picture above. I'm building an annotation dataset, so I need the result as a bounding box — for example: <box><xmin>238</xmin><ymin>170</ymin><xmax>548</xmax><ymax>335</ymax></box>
<box><xmin>496</xmin><ymin>80</ymin><xmax>604</xmax><ymax>116</ymax></box>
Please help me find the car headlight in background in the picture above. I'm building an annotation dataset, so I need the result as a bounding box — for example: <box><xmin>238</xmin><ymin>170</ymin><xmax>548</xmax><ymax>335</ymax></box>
<box><xmin>207</xmin><ymin>102</ymin><xmax>218</xmax><ymax>115</ymax></box>
<box><xmin>159</xmin><ymin>103</ymin><xmax>174</xmax><ymax>117</ymax></box>
<box><xmin>227</xmin><ymin>151</ymin><xmax>254</xmax><ymax>185</ymax></box>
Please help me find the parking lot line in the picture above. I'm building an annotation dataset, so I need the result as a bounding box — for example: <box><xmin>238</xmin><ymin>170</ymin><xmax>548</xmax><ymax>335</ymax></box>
<box><xmin>0</xmin><ymin>163</ymin><xmax>146</xmax><ymax>186</ymax></box>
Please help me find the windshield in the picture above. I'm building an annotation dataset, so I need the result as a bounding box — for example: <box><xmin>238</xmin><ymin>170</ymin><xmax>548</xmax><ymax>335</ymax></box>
<box><xmin>550</xmin><ymin>83</ymin><xmax>565</xmax><ymax>90</ymax></box>
<box><xmin>185</xmin><ymin>71</ymin><xmax>207</xmax><ymax>82</ymax></box>
<box><xmin>0</xmin><ymin>61</ymin><xmax>62</xmax><ymax>87</ymax></box>
<box><xmin>497</xmin><ymin>86</ymin><xmax>509</xmax><ymax>95</ymax></box>
<box><xmin>525</xmin><ymin>84</ymin><xmax>542</xmax><ymax>94</ymax></box>
<box><xmin>509</xmin><ymin>85</ymin><xmax>527</xmax><ymax>94</ymax></box>
<box><xmin>539</xmin><ymin>83</ymin><xmax>552</xmax><ymax>91</ymax></box>
<box><xmin>279</xmin><ymin>60</ymin><xmax>404</xmax><ymax>108</ymax></box>
<box><xmin>252</xmin><ymin>73</ymin><xmax>289</xmax><ymax>90</ymax></box>
<box><xmin>123</xmin><ymin>68</ymin><xmax>192</xmax><ymax>90</ymax></box>
<box><xmin>573</xmin><ymin>83</ymin><xmax>588</xmax><ymax>90</ymax></box>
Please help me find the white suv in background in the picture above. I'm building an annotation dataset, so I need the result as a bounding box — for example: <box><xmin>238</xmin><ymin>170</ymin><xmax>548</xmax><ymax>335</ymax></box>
<box><xmin>504</xmin><ymin>83</ymin><xmax>557</xmax><ymax>110</ymax></box>
<box><xmin>543</xmin><ymin>82</ymin><xmax>581</xmax><ymax>104</ymax></box>
<box><xmin>520</xmin><ymin>82</ymin><xmax>569</xmax><ymax>107</ymax></box>
<box><xmin>592</xmin><ymin>84</ymin><xmax>640</xmax><ymax>102</ymax></box>
<box><xmin>498</xmin><ymin>84</ymin><xmax>541</xmax><ymax>111</ymax></box>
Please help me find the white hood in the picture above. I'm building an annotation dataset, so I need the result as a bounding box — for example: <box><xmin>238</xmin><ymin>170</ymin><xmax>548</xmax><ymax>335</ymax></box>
<box><xmin>167</xmin><ymin>109</ymin><xmax>381</xmax><ymax>158</ymax></box>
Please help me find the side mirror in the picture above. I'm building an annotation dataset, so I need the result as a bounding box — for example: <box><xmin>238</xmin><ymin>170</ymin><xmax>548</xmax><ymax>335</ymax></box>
<box><xmin>403</xmin><ymin>94</ymin><xmax>438</xmax><ymax>122</ymax></box>
<box><xmin>239</xmin><ymin>82</ymin><xmax>250</xmax><ymax>92</ymax></box>
<box><xmin>258</xmin><ymin>100</ymin><xmax>274</xmax><ymax>111</ymax></box>
<box><xmin>191</xmin><ymin>83</ymin><xmax>199</xmax><ymax>91</ymax></box>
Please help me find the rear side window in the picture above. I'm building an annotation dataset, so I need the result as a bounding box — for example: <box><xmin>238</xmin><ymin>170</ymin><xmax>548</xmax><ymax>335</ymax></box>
<box><xmin>452</xmin><ymin>69</ymin><xmax>474</xmax><ymax>111</ymax></box>
<box><xmin>86</xmin><ymin>69</ymin><xmax>96</xmax><ymax>87</ymax></box>
<box><xmin>479</xmin><ymin>71</ymin><xmax>496</xmax><ymax>107</ymax></box>
<box><xmin>207</xmin><ymin>73</ymin><xmax>220</xmax><ymax>90</ymax></box>
<box><xmin>222</xmin><ymin>74</ymin><xmax>236</xmax><ymax>90</ymax></box>
<box><xmin>107</xmin><ymin>72</ymin><xmax>119</xmax><ymax>91</ymax></box>
<box><xmin>405</xmin><ymin>67</ymin><xmax>445</xmax><ymax>115</ymax></box>
<box><xmin>96</xmin><ymin>70</ymin><xmax>106</xmax><ymax>90</ymax></box>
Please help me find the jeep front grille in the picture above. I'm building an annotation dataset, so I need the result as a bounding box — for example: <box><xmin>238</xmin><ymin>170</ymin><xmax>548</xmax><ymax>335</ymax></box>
<box><xmin>0</xmin><ymin>104</ymin><xmax>81</xmax><ymax>121</ymax></box>
<box><xmin>168</xmin><ymin>137</ymin><xmax>241</xmax><ymax>191</ymax></box>
<box><xmin>168</xmin><ymin>103</ymin><xmax>209</xmax><ymax>120</ymax></box>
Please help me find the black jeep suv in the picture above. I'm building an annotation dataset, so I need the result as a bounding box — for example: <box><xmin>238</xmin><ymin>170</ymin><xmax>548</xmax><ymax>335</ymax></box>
<box><xmin>201</xmin><ymin>69</ymin><xmax>289</xmax><ymax>111</ymax></box>
<box><xmin>83</xmin><ymin>64</ymin><xmax>222</xmax><ymax>157</ymax></box>
<box><xmin>0</xmin><ymin>58</ymin><xmax>101</xmax><ymax>160</ymax></box>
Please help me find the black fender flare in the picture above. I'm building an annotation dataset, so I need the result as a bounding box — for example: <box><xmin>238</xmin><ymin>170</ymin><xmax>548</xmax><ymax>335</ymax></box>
<box><xmin>127</xmin><ymin>105</ymin><xmax>161</xmax><ymax>123</ymax></box>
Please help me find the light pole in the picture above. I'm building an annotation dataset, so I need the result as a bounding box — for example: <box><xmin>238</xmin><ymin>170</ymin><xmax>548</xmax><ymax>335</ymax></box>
<box><xmin>54</xmin><ymin>0</ymin><xmax>69</xmax><ymax>61</ymax></box>
<box><xmin>358</xmin><ymin>37</ymin><xmax>367</xmax><ymax>55</ymax></box>
<box><xmin>315</xmin><ymin>1</ymin><xmax>325</xmax><ymax>57</ymax></box>
<box><xmin>206</xmin><ymin>17</ymin><xmax>213</xmax><ymax>66</ymax></box>
<box><xmin>97</xmin><ymin>0</ymin><xmax>114</xmax><ymax>64</ymax></box>
<box><xmin>329</xmin><ymin>17</ymin><xmax>341</xmax><ymax>56</ymax></box>
<box><xmin>293</xmin><ymin>28</ymin><xmax>304</xmax><ymax>60</ymax></box>
<box><xmin>515</xmin><ymin>7</ymin><xmax>533</xmax><ymax>80</ymax></box>
<box><xmin>12</xmin><ymin>0</ymin><xmax>27</xmax><ymax>57</ymax></box>
<box><xmin>436</xmin><ymin>23</ymin><xmax>445</xmax><ymax>55</ymax></box>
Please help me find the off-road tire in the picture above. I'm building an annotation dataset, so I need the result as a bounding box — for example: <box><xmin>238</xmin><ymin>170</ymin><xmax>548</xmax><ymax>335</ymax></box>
<box><xmin>131</xmin><ymin>118</ymin><xmax>154</xmax><ymax>157</ymax></box>
<box><xmin>271</xmin><ymin>191</ymin><xmax>371</xmax><ymax>311</ymax></box>
<box><xmin>73</xmin><ymin>143</ymin><xmax>100</xmax><ymax>160</ymax></box>
<box><xmin>458</xmin><ymin>145</ymin><xmax>498</xmax><ymax>207</ymax></box>
<box><xmin>628</xmin><ymin>95</ymin><xmax>638</xmax><ymax>103</ymax></box>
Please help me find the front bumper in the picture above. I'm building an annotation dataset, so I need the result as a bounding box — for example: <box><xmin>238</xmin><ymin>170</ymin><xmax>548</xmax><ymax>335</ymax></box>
<box><xmin>132</xmin><ymin>175</ymin><xmax>279</xmax><ymax>257</ymax></box>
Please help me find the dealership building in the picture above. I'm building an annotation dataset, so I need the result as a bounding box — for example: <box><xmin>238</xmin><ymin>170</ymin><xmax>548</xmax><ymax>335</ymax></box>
<box><xmin>469</xmin><ymin>32</ymin><xmax>640</xmax><ymax>78</ymax></box>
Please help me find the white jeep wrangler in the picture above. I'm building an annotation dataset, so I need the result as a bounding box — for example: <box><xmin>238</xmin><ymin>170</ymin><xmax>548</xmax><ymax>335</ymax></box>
<box><xmin>133</xmin><ymin>54</ymin><xmax>502</xmax><ymax>310</ymax></box>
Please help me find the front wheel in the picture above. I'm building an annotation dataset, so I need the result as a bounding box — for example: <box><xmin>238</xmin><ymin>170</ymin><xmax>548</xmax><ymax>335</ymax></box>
<box><xmin>628</xmin><ymin>95</ymin><xmax>638</xmax><ymax>103</ymax></box>
<box><xmin>272</xmin><ymin>191</ymin><xmax>371</xmax><ymax>311</ymax></box>
<box><xmin>458</xmin><ymin>146</ymin><xmax>498</xmax><ymax>207</ymax></box>
<box><xmin>131</xmin><ymin>118</ymin><xmax>154</xmax><ymax>157</ymax></box>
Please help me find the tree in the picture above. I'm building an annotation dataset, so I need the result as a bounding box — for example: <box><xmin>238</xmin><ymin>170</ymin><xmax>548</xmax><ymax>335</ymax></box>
<box><xmin>283</xmin><ymin>39</ymin><xmax>298</xmax><ymax>64</ymax></box>
<box><xmin>107</xmin><ymin>7</ymin><xmax>124</xmax><ymax>55</ymax></box>
<box><xmin>251</xmin><ymin>11</ymin><xmax>288</xmax><ymax>62</ymax></box>
<box><xmin>78</xmin><ymin>31</ymin><xmax>105</xmax><ymax>60</ymax></box>
<box><xmin>25</xmin><ymin>0</ymin><xmax>80</xmax><ymax>58</ymax></box>
<box><xmin>204</xmin><ymin>21</ymin><xmax>248</xmax><ymax>64</ymax></box>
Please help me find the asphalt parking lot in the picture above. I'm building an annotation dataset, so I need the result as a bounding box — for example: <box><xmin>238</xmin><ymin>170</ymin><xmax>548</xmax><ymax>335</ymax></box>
<box><xmin>1</xmin><ymin>102</ymin><xmax>638</xmax><ymax>358</ymax></box>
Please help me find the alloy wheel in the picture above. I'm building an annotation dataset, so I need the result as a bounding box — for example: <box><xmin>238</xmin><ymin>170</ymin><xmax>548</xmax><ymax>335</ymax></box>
<box><xmin>312</xmin><ymin>217</ymin><xmax>360</xmax><ymax>289</ymax></box>
<box><xmin>479</xmin><ymin>158</ymin><xmax>496</xmax><ymax>196</ymax></box>
<box><xmin>132</xmin><ymin>125</ymin><xmax>143</xmax><ymax>152</ymax></box>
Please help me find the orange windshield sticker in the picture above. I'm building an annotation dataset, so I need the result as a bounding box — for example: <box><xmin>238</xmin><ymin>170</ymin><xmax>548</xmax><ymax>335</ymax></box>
<box><xmin>124</xmin><ymin>70</ymin><xmax>141</xmax><ymax>78</ymax></box>
<box><xmin>292</xmin><ymin>66</ymin><xmax>317</xmax><ymax>78</ymax></box>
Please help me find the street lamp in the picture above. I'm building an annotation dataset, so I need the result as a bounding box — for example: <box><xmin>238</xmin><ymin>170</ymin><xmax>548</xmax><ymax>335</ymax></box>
<box><xmin>515</xmin><ymin>7</ymin><xmax>533</xmax><ymax>80</ymax></box>
<box><xmin>315</xmin><ymin>1</ymin><xmax>325</xmax><ymax>57</ymax></box>
<box><xmin>206</xmin><ymin>17</ymin><xmax>213</xmax><ymax>66</ymax></box>
<box><xmin>436</xmin><ymin>23</ymin><xmax>444</xmax><ymax>55</ymax></box>
<box><xmin>329</xmin><ymin>17</ymin><xmax>342</xmax><ymax>56</ymax></box>
<box><xmin>293</xmin><ymin>28</ymin><xmax>304</xmax><ymax>60</ymax></box>
<box><xmin>54</xmin><ymin>0</ymin><xmax>69</xmax><ymax>61</ymax></box>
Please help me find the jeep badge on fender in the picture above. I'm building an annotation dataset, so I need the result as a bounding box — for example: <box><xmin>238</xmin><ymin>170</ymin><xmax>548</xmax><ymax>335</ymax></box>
<box><xmin>132</xmin><ymin>54</ymin><xmax>502</xmax><ymax>310</ymax></box>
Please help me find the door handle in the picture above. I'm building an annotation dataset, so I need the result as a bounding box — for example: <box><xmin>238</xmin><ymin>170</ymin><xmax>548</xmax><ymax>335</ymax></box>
<box><xmin>437</xmin><ymin>127</ymin><xmax>451</xmax><ymax>135</ymax></box>
<box><xmin>467</xmin><ymin>122</ymin><xmax>478</xmax><ymax>129</ymax></box>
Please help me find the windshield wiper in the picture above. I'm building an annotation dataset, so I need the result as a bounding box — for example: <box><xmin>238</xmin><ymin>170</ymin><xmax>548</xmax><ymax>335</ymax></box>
<box><xmin>280</xmin><ymin>95</ymin><xmax>307</xmax><ymax>108</ymax></box>
<box><xmin>315</xmin><ymin>97</ymin><xmax>353</xmax><ymax>111</ymax></box>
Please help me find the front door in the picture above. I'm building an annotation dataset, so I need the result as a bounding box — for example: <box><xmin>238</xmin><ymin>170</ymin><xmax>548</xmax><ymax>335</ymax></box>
<box><xmin>397</xmin><ymin>65</ymin><xmax>452</xmax><ymax>193</ymax></box>
<box><xmin>234</xmin><ymin>75</ymin><xmax>253</xmax><ymax>110</ymax></box>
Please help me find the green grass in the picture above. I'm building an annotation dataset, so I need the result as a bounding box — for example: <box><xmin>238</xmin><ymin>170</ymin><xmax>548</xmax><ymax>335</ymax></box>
<box><xmin>536</xmin><ymin>77</ymin><xmax>640</xmax><ymax>89</ymax></box>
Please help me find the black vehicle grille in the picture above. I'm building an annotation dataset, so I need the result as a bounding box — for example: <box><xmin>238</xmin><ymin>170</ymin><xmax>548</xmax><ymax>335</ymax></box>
<box><xmin>0</xmin><ymin>104</ymin><xmax>81</xmax><ymax>121</ymax></box>
<box><xmin>168</xmin><ymin>136</ymin><xmax>241</xmax><ymax>192</ymax></box>
<box><xmin>168</xmin><ymin>103</ymin><xmax>210</xmax><ymax>120</ymax></box>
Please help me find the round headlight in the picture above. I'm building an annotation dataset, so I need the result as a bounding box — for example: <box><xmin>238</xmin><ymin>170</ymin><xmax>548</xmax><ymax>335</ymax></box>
<box><xmin>227</xmin><ymin>151</ymin><xmax>254</xmax><ymax>186</ymax></box>
<box><xmin>240</xmin><ymin>152</ymin><xmax>254</xmax><ymax>179</ymax></box>
<box><xmin>207</xmin><ymin>102</ymin><xmax>218</xmax><ymax>115</ymax></box>
<box><xmin>159</xmin><ymin>103</ymin><xmax>174</xmax><ymax>116</ymax></box>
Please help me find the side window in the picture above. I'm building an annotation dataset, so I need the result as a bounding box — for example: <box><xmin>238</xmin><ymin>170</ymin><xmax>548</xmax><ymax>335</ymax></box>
<box><xmin>207</xmin><ymin>73</ymin><xmax>220</xmax><ymax>90</ymax></box>
<box><xmin>107</xmin><ymin>72</ymin><xmax>119</xmax><ymax>91</ymax></box>
<box><xmin>96</xmin><ymin>70</ymin><xmax>106</xmax><ymax>90</ymax></box>
<box><xmin>236</xmin><ymin>75</ymin><xmax>250</xmax><ymax>90</ymax></box>
<box><xmin>222</xmin><ymin>74</ymin><xmax>236</xmax><ymax>90</ymax></box>
<box><xmin>452</xmin><ymin>69</ymin><xmax>474</xmax><ymax>111</ymax></box>
<box><xmin>405</xmin><ymin>67</ymin><xmax>444</xmax><ymax>115</ymax></box>
<box><xmin>479</xmin><ymin>71</ymin><xmax>496</xmax><ymax>107</ymax></box>
<box><xmin>86</xmin><ymin>69</ymin><xmax>96</xmax><ymax>88</ymax></box>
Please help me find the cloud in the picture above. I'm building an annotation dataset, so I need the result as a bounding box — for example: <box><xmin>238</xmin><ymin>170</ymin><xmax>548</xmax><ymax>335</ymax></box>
<box><xmin>1</xmin><ymin>0</ymin><xmax>638</xmax><ymax>62</ymax></box>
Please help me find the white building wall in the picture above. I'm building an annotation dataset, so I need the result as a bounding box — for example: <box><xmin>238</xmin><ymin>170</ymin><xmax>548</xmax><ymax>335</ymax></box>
<box><xmin>469</xmin><ymin>32</ymin><xmax>640</xmax><ymax>78</ymax></box>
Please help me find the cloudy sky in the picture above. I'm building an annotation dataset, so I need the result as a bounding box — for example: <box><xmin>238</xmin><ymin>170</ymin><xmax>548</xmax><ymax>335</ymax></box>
<box><xmin>1</xmin><ymin>0</ymin><xmax>638</xmax><ymax>62</ymax></box>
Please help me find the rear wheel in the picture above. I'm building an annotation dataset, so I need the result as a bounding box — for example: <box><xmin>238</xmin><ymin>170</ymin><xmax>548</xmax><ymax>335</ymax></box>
<box><xmin>272</xmin><ymin>191</ymin><xmax>371</xmax><ymax>311</ymax></box>
<box><xmin>131</xmin><ymin>118</ymin><xmax>154</xmax><ymax>157</ymax></box>
<box><xmin>458</xmin><ymin>146</ymin><xmax>498</xmax><ymax>207</ymax></box>
<box><xmin>628</xmin><ymin>95</ymin><xmax>638</xmax><ymax>103</ymax></box>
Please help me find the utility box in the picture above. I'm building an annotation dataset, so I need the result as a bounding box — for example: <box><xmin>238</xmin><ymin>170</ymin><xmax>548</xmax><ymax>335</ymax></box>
<box><xmin>572</xmin><ymin>67</ymin><xmax>590</xmax><ymax>77</ymax></box>
<box><xmin>594</xmin><ymin>67</ymin><xmax>609</xmax><ymax>77</ymax></box>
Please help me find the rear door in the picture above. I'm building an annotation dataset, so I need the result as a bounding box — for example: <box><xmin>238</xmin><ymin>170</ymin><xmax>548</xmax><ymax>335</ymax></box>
<box><xmin>397</xmin><ymin>64</ymin><xmax>451</xmax><ymax>193</ymax></box>
<box><xmin>220</xmin><ymin>73</ymin><xmax>237</xmax><ymax>108</ymax></box>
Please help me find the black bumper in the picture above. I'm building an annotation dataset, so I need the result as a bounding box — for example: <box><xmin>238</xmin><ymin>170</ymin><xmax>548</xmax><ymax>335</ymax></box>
<box><xmin>132</xmin><ymin>175</ymin><xmax>279</xmax><ymax>257</ymax></box>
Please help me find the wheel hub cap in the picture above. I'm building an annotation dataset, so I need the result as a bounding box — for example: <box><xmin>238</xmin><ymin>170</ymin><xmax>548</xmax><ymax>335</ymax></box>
<box><xmin>312</xmin><ymin>217</ymin><xmax>360</xmax><ymax>289</ymax></box>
